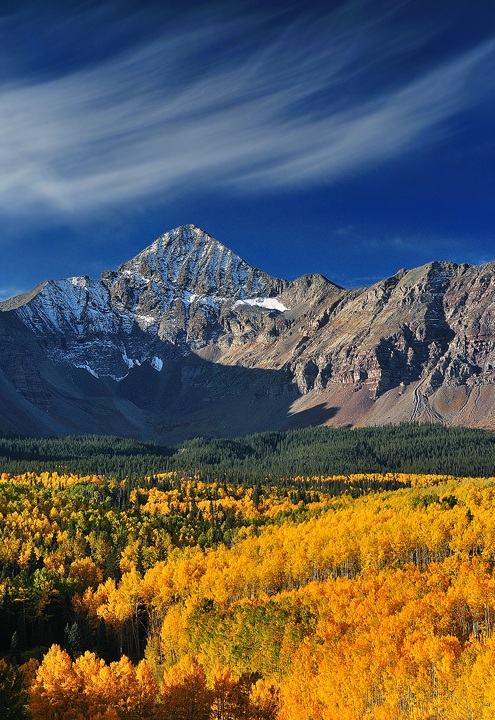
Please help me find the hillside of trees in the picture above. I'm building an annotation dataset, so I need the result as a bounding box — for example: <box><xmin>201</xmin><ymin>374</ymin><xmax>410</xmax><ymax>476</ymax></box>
<box><xmin>2</xmin><ymin>422</ymin><xmax>495</xmax><ymax>478</ymax></box>
<box><xmin>1</xmin><ymin>460</ymin><xmax>495</xmax><ymax>717</ymax></box>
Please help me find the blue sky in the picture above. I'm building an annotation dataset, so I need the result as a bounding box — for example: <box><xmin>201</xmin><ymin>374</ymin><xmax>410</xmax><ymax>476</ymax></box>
<box><xmin>1</xmin><ymin>0</ymin><xmax>495</xmax><ymax>299</ymax></box>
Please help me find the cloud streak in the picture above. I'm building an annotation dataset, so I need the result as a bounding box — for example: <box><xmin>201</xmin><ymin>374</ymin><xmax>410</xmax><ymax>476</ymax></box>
<box><xmin>0</xmin><ymin>3</ymin><xmax>494</xmax><ymax>216</ymax></box>
<box><xmin>0</xmin><ymin>285</ymin><xmax>28</xmax><ymax>301</ymax></box>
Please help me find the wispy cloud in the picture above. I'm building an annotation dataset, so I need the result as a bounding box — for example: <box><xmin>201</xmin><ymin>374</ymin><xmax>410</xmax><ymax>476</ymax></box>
<box><xmin>0</xmin><ymin>3</ymin><xmax>494</xmax><ymax>216</ymax></box>
<box><xmin>351</xmin><ymin>232</ymin><xmax>491</xmax><ymax>261</ymax></box>
<box><xmin>0</xmin><ymin>285</ymin><xmax>27</xmax><ymax>301</ymax></box>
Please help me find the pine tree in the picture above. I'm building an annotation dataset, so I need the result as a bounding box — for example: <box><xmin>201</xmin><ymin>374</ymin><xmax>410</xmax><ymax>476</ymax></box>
<box><xmin>0</xmin><ymin>659</ymin><xmax>29</xmax><ymax>720</ymax></box>
<box><xmin>64</xmin><ymin>622</ymin><xmax>82</xmax><ymax>657</ymax></box>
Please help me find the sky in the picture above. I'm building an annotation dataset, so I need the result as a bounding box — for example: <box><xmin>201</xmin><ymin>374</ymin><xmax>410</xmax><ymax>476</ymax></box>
<box><xmin>0</xmin><ymin>0</ymin><xmax>495</xmax><ymax>300</ymax></box>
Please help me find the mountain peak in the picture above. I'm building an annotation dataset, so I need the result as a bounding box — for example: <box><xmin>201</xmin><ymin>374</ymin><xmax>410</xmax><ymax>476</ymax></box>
<box><xmin>116</xmin><ymin>224</ymin><xmax>288</xmax><ymax>301</ymax></box>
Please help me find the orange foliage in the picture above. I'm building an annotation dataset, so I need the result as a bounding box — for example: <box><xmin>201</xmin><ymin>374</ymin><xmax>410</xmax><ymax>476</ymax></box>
<box><xmin>10</xmin><ymin>470</ymin><xmax>495</xmax><ymax>718</ymax></box>
<box><xmin>29</xmin><ymin>646</ymin><xmax>157</xmax><ymax>720</ymax></box>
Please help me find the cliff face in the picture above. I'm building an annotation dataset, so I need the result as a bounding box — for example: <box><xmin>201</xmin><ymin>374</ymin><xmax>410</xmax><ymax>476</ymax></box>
<box><xmin>1</xmin><ymin>225</ymin><xmax>495</xmax><ymax>442</ymax></box>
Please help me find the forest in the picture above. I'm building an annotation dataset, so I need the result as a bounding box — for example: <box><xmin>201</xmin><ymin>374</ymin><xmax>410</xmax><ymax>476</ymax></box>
<box><xmin>2</xmin><ymin>424</ymin><xmax>495</xmax><ymax>718</ymax></box>
<box><xmin>2</xmin><ymin>421</ymin><xmax>495</xmax><ymax>477</ymax></box>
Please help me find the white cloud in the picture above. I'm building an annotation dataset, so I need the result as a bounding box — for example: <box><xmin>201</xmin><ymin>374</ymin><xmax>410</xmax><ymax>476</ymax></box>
<box><xmin>0</xmin><ymin>5</ymin><xmax>493</xmax><ymax>215</ymax></box>
<box><xmin>0</xmin><ymin>286</ymin><xmax>26</xmax><ymax>301</ymax></box>
<box><xmin>356</xmin><ymin>232</ymin><xmax>486</xmax><ymax>258</ymax></box>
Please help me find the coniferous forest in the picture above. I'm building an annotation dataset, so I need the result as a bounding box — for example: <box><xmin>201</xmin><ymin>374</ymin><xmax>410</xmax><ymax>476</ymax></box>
<box><xmin>2</xmin><ymin>423</ymin><xmax>495</xmax><ymax>718</ymax></box>
<box><xmin>2</xmin><ymin>422</ymin><xmax>495</xmax><ymax>478</ymax></box>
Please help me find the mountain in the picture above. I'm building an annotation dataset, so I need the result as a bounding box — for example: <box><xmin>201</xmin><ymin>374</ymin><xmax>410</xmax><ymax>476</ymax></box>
<box><xmin>1</xmin><ymin>224</ymin><xmax>495</xmax><ymax>442</ymax></box>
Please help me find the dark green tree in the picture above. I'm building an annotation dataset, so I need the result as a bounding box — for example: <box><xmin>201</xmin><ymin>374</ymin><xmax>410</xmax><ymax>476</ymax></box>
<box><xmin>9</xmin><ymin>631</ymin><xmax>21</xmax><ymax>662</ymax></box>
<box><xmin>64</xmin><ymin>622</ymin><xmax>82</xmax><ymax>657</ymax></box>
<box><xmin>0</xmin><ymin>659</ymin><xmax>30</xmax><ymax>720</ymax></box>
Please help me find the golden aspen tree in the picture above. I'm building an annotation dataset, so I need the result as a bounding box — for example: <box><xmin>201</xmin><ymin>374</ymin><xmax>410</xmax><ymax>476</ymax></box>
<box><xmin>29</xmin><ymin>645</ymin><xmax>82</xmax><ymax>720</ymax></box>
<box><xmin>210</xmin><ymin>667</ymin><xmax>251</xmax><ymax>720</ymax></box>
<box><xmin>248</xmin><ymin>678</ymin><xmax>279</xmax><ymax>720</ymax></box>
<box><xmin>159</xmin><ymin>656</ymin><xmax>213</xmax><ymax>720</ymax></box>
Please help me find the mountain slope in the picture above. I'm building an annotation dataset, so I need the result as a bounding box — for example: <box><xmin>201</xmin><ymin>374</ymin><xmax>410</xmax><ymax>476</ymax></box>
<box><xmin>1</xmin><ymin>225</ymin><xmax>495</xmax><ymax>442</ymax></box>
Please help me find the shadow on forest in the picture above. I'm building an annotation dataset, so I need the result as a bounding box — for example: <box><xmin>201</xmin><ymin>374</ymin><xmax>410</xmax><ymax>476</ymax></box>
<box><xmin>281</xmin><ymin>403</ymin><xmax>340</xmax><ymax>431</ymax></box>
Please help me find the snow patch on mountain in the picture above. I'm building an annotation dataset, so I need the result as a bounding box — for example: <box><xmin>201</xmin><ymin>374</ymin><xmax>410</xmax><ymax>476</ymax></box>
<box><xmin>135</xmin><ymin>313</ymin><xmax>158</xmax><ymax>329</ymax></box>
<box><xmin>75</xmin><ymin>364</ymin><xmax>99</xmax><ymax>378</ymax></box>
<box><xmin>150</xmin><ymin>357</ymin><xmax>163</xmax><ymax>371</ymax></box>
<box><xmin>233</xmin><ymin>297</ymin><xmax>288</xmax><ymax>312</ymax></box>
<box><xmin>122</xmin><ymin>350</ymin><xmax>142</xmax><ymax>369</ymax></box>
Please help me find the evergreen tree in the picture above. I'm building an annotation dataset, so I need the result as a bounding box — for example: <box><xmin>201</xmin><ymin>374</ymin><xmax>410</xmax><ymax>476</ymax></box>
<box><xmin>64</xmin><ymin>622</ymin><xmax>82</xmax><ymax>657</ymax></box>
<box><xmin>0</xmin><ymin>660</ymin><xmax>29</xmax><ymax>720</ymax></box>
<box><xmin>9</xmin><ymin>632</ymin><xmax>21</xmax><ymax>662</ymax></box>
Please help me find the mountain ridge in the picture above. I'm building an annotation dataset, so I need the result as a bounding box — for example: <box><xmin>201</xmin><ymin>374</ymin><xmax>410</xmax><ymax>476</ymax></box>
<box><xmin>1</xmin><ymin>224</ymin><xmax>495</xmax><ymax>442</ymax></box>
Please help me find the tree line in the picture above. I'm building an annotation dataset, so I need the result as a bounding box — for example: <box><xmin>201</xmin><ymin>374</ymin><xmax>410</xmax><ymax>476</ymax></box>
<box><xmin>2</xmin><ymin>422</ymin><xmax>495</xmax><ymax>479</ymax></box>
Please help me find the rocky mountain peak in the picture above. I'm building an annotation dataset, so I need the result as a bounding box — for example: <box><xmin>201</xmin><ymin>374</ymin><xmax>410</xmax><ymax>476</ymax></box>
<box><xmin>0</xmin><ymin>225</ymin><xmax>297</xmax><ymax>382</ymax></box>
<box><xmin>114</xmin><ymin>224</ymin><xmax>288</xmax><ymax>301</ymax></box>
<box><xmin>396</xmin><ymin>260</ymin><xmax>470</xmax><ymax>291</ymax></box>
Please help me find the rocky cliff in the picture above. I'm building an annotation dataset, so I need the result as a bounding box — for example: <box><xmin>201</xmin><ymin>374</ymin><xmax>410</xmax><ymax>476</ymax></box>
<box><xmin>1</xmin><ymin>224</ymin><xmax>495</xmax><ymax>442</ymax></box>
